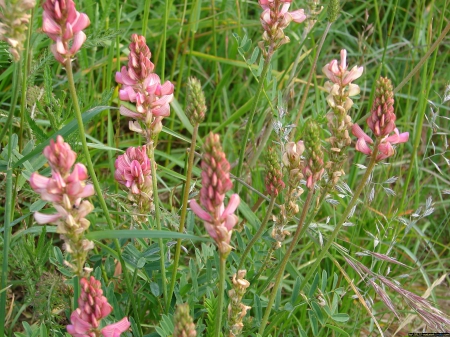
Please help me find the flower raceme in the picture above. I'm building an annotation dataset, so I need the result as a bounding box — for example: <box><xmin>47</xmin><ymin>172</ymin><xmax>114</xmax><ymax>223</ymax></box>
<box><xmin>352</xmin><ymin>77</ymin><xmax>409</xmax><ymax>161</ymax></box>
<box><xmin>67</xmin><ymin>276</ymin><xmax>130</xmax><ymax>337</ymax></box>
<box><xmin>42</xmin><ymin>0</ymin><xmax>90</xmax><ymax>64</ymax></box>
<box><xmin>189</xmin><ymin>133</ymin><xmax>240</xmax><ymax>255</ymax></box>
<box><xmin>115</xmin><ymin>34</ymin><xmax>174</xmax><ymax>137</ymax></box>
<box><xmin>114</xmin><ymin>146</ymin><xmax>152</xmax><ymax>195</ymax></box>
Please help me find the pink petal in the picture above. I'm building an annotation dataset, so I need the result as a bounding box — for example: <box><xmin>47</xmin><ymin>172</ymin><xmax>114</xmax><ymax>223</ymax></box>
<box><xmin>384</xmin><ymin>128</ymin><xmax>409</xmax><ymax>144</ymax></box>
<box><xmin>77</xmin><ymin>184</ymin><xmax>95</xmax><ymax>198</ymax></box>
<box><xmin>221</xmin><ymin>194</ymin><xmax>240</xmax><ymax>219</ymax></box>
<box><xmin>343</xmin><ymin>65</ymin><xmax>364</xmax><ymax>85</ymax></box>
<box><xmin>34</xmin><ymin>212</ymin><xmax>62</xmax><ymax>224</ymax></box>
<box><xmin>56</xmin><ymin>37</ymin><xmax>67</xmax><ymax>55</ymax></box>
<box><xmin>190</xmin><ymin>199</ymin><xmax>212</xmax><ymax>222</ymax></box>
<box><xmin>351</xmin><ymin>124</ymin><xmax>373</xmax><ymax>144</ymax></box>
<box><xmin>42</xmin><ymin>12</ymin><xmax>61</xmax><ymax>35</ymax></box>
<box><xmin>29</xmin><ymin>172</ymin><xmax>50</xmax><ymax>190</ymax></box>
<box><xmin>224</xmin><ymin>214</ymin><xmax>238</xmax><ymax>231</ymax></box>
<box><xmin>71</xmin><ymin>12</ymin><xmax>90</xmax><ymax>33</ymax></box>
<box><xmin>151</xmin><ymin>104</ymin><xmax>170</xmax><ymax>117</ymax></box>
<box><xmin>377</xmin><ymin>142</ymin><xmax>395</xmax><ymax>160</ymax></box>
<box><xmin>289</xmin><ymin>9</ymin><xmax>306</xmax><ymax>23</ymax></box>
<box><xmin>340</xmin><ymin>49</ymin><xmax>347</xmax><ymax>70</ymax></box>
<box><xmin>101</xmin><ymin>317</ymin><xmax>130</xmax><ymax>337</ymax></box>
<box><xmin>204</xmin><ymin>221</ymin><xmax>218</xmax><ymax>240</ymax></box>
<box><xmin>355</xmin><ymin>138</ymin><xmax>372</xmax><ymax>156</ymax></box>
<box><xmin>119</xmin><ymin>105</ymin><xmax>142</xmax><ymax>119</ymax></box>
<box><xmin>69</xmin><ymin>31</ymin><xmax>86</xmax><ymax>55</ymax></box>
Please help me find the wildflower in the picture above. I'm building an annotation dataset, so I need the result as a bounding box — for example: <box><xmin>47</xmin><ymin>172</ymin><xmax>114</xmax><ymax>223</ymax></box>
<box><xmin>265</xmin><ymin>146</ymin><xmax>285</xmax><ymax>197</ymax></box>
<box><xmin>67</xmin><ymin>276</ymin><xmax>130</xmax><ymax>337</ymax></box>
<box><xmin>42</xmin><ymin>0</ymin><xmax>90</xmax><ymax>64</ymax></box>
<box><xmin>189</xmin><ymin>133</ymin><xmax>240</xmax><ymax>256</ymax></box>
<box><xmin>173</xmin><ymin>303</ymin><xmax>197</xmax><ymax>337</ymax></box>
<box><xmin>115</xmin><ymin>34</ymin><xmax>174</xmax><ymax>139</ymax></box>
<box><xmin>228</xmin><ymin>270</ymin><xmax>251</xmax><ymax>337</ymax></box>
<box><xmin>352</xmin><ymin>77</ymin><xmax>409</xmax><ymax>161</ymax></box>
<box><xmin>0</xmin><ymin>0</ymin><xmax>36</xmax><ymax>61</ymax></box>
<box><xmin>29</xmin><ymin>136</ymin><xmax>95</xmax><ymax>275</ymax></box>
<box><xmin>259</xmin><ymin>0</ymin><xmax>306</xmax><ymax>53</ymax></box>
<box><xmin>185</xmin><ymin>77</ymin><xmax>207</xmax><ymax>125</ymax></box>
<box><xmin>114</xmin><ymin>146</ymin><xmax>152</xmax><ymax>195</ymax></box>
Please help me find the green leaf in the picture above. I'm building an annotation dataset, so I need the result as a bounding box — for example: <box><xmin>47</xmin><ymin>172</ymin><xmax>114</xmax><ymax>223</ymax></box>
<box><xmin>325</xmin><ymin>324</ymin><xmax>350</xmax><ymax>337</ymax></box>
<box><xmin>309</xmin><ymin>311</ymin><xmax>319</xmax><ymax>336</ymax></box>
<box><xmin>249</xmin><ymin>47</ymin><xmax>260</xmax><ymax>64</ymax></box>
<box><xmin>291</xmin><ymin>276</ymin><xmax>301</xmax><ymax>305</ymax></box>
<box><xmin>311</xmin><ymin>301</ymin><xmax>324</xmax><ymax>325</ymax></box>
<box><xmin>309</xmin><ymin>272</ymin><xmax>320</xmax><ymax>297</ymax></box>
<box><xmin>85</xmin><ymin>230</ymin><xmax>210</xmax><ymax>241</ymax></box>
<box><xmin>331</xmin><ymin>313</ymin><xmax>350</xmax><ymax>322</ymax></box>
<box><xmin>321</xmin><ymin>270</ymin><xmax>328</xmax><ymax>292</ymax></box>
<box><xmin>150</xmin><ymin>282</ymin><xmax>161</xmax><ymax>297</ymax></box>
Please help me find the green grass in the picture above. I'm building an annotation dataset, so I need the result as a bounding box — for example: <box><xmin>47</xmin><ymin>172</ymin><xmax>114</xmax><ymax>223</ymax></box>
<box><xmin>1</xmin><ymin>0</ymin><xmax>450</xmax><ymax>336</ymax></box>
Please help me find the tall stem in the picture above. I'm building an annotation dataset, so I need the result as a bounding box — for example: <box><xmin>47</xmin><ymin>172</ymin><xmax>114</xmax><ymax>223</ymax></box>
<box><xmin>237</xmin><ymin>196</ymin><xmax>275</xmax><ymax>271</ymax></box>
<box><xmin>298</xmin><ymin>144</ymin><xmax>380</xmax><ymax>292</ymax></box>
<box><xmin>215</xmin><ymin>254</ymin><xmax>227</xmax><ymax>337</ymax></box>
<box><xmin>236</xmin><ymin>53</ymin><xmax>272</xmax><ymax>178</ymax></box>
<box><xmin>259</xmin><ymin>189</ymin><xmax>315</xmax><ymax>335</ymax></box>
<box><xmin>147</xmin><ymin>142</ymin><xmax>168</xmax><ymax>310</ymax></box>
<box><xmin>291</xmin><ymin>22</ymin><xmax>331</xmax><ymax>141</ymax></box>
<box><xmin>167</xmin><ymin>124</ymin><xmax>199</xmax><ymax>309</ymax></box>
<box><xmin>64</xmin><ymin>59</ymin><xmax>142</xmax><ymax>332</ymax></box>
<box><xmin>0</xmin><ymin>62</ymin><xmax>21</xmax><ymax>337</ymax></box>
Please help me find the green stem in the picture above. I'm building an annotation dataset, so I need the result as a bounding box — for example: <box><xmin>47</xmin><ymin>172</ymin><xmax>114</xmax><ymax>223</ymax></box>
<box><xmin>167</xmin><ymin>124</ymin><xmax>199</xmax><ymax>309</ymax></box>
<box><xmin>236</xmin><ymin>53</ymin><xmax>272</xmax><ymax>178</ymax></box>
<box><xmin>215</xmin><ymin>254</ymin><xmax>227</xmax><ymax>337</ymax></box>
<box><xmin>0</xmin><ymin>62</ymin><xmax>20</xmax><ymax>336</ymax></box>
<box><xmin>148</xmin><ymin>142</ymin><xmax>168</xmax><ymax>310</ymax></box>
<box><xmin>64</xmin><ymin>59</ymin><xmax>142</xmax><ymax>333</ymax></box>
<box><xmin>291</xmin><ymin>22</ymin><xmax>331</xmax><ymax>141</ymax></box>
<box><xmin>237</xmin><ymin>196</ymin><xmax>275</xmax><ymax>271</ymax></box>
<box><xmin>298</xmin><ymin>143</ymin><xmax>380</xmax><ymax>293</ymax></box>
<box><xmin>258</xmin><ymin>189</ymin><xmax>314</xmax><ymax>336</ymax></box>
<box><xmin>142</xmin><ymin>0</ymin><xmax>151</xmax><ymax>36</ymax></box>
<box><xmin>0</xmin><ymin>62</ymin><xmax>22</xmax><ymax>146</ymax></box>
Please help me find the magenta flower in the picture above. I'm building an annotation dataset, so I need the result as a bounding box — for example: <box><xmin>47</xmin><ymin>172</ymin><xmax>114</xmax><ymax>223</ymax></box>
<box><xmin>114</xmin><ymin>146</ymin><xmax>152</xmax><ymax>195</ymax></box>
<box><xmin>352</xmin><ymin>124</ymin><xmax>409</xmax><ymax>161</ymax></box>
<box><xmin>322</xmin><ymin>49</ymin><xmax>363</xmax><ymax>87</ymax></box>
<box><xmin>67</xmin><ymin>276</ymin><xmax>130</xmax><ymax>337</ymax></box>
<box><xmin>115</xmin><ymin>34</ymin><xmax>174</xmax><ymax>137</ymax></box>
<box><xmin>189</xmin><ymin>133</ymin><xmax>240</xmax><ymax>255</ymax></box>
<box><xmin>42</xmin><ymin>0</ymin><xmax>90</xmax><ymax>64</ymax></box>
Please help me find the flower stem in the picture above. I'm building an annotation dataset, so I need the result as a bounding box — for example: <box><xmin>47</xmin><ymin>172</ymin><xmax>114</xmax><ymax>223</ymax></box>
<box><xmin>298</xmin><ymin>143</ymin><xmax>380</xmax><ymax>293</ymax></box>
<box><xmin>167</xmin><ymin>124</ymin><xmax>199</xmax><ymax>310</ymax></box>
<box><xmin>258</xmin><ymin>189</ymin><xmax>314</xmax><ymax>335</ymax></box>
<box><xmin>147</xmin><ymin>142</ymin><xmax>168</xmax><ymax>310</ymax></box>
<box><xmin>237</xmin><ymin>196</ymin><xmax>276</xmax><ymax>271</ymax></box>
<box><xmin>291</xmin><ymin>22</ymin><xmax>331</xmax><ymax>141</ymax></box>
<box><xmin>64</xmin><ymin>59</ymin><xmax>142</xmax><ymax>333</ymax></box>
<box><xmin>236</xmin><ymin>52</ymin><xmax>272</xmax><ymax>179</ymax></box>
<box><xmin>215</xmin><ymin>253</ymin><xmax>227</xmax><ymax>337</ymax></box>
<box><xmin>0</xmin><ymin>61</ymin><xmax>21</xmax><ymax>337</ymax></box>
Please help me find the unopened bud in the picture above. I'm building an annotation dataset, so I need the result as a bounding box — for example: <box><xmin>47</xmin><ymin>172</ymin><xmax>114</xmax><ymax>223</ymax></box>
<box><xmin>186</xmin><ymin>77</ymin><xmax>207</xmax><ymax>125</ymax></box>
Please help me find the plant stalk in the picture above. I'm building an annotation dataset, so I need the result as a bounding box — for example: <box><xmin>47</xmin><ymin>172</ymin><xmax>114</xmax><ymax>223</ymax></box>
<box><xmin>237</xmin><ymin>196</ymin><xmax>276</xmax><ymax>271</ymax></box>
<box><xmin>298</xmin><ymin>143</ymin><xmax>380</xmax><ymax>292</ymax></box>
<box><xmin>215</xmin><ymin>254</ymin><xmax>227</xmax><ymax>337</ymax></box>
<box><xmin>259</xmin><ymin>189</ymin><xmax>315</xmax><ymax>335</ymax></box>
<box><xmin>167</xmin><ymin>124</ymin><xmax>199</xmax><ymax>309</ymax></box>
<box><xmin>64</xmin><ymin>59</ymin><xmax>142</xmax><ymax>333</ymax></box>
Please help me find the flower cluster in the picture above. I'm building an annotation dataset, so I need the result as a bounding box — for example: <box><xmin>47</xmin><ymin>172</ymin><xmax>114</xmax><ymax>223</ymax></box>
<box><xmin>0</xmin><ymin>0</ymin><xmax>35</xmax><ymax>61</ymax></box>
<box><xmin>173</xmin><ymin>303</ymin><xmax>197</xmax><ymax>337</ymax></box>
<box><xmin>116</xmin><ymin>34</ymin><xmax>174</xmax><ymax>140</ymax></box>
<box><xmin>185</xmin><ymin>77</ymin><xmax>207</xmax><ymax>126</ymax></box>
<box><xmin>67</xmin><ymin>276</ymin><xmax>130</xmax><ymax>337</ymax></box>
<box><xmin>352</xmin><ymin>77</ymin><xmax>409</xmax><ymax>161</ymax></box>
<box><xmin>42</xmin><ymin>0</ymin><xmax>90</xmax><ymax>64</ymax></box>
<box><xmin>228</xmin><ymin>270</ymin><xmax>251</xmax><ymax>337</ymax></box>
<box><xmin>322</xmin><ymin>49</ymin><xmax>363</xmax><ymax>184</ymax></box>
<box><xmin>29</xmin><ymin>135</ymin><xmax>94</xmax><ymax>276</ymax></box>
<box><xmin>265</xmin><ymin>146</ymin><xmax>285</xmax><ymax>197</ymax></box>
<box><xmin>303</xmin><ymin>120</ymin><xmax>324</xmax><ymax>189</ymax></box>
<box><xmin>189</xmin><ymin>133</ymin><xmax>240</xmax><ymax>256</ymax></box>
<box><xmin>114</xmin><ymin>146</ymin><xmax>153</xmax><ymax>215</ymax></box>
<box><xmin>258</xmin><ymin>0</ymin><xmax>306</xmax><ymax>53</ymax></box>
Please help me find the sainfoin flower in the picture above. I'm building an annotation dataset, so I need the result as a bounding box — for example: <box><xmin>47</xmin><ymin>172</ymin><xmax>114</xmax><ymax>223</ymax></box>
<box><xmin>189</xmin><ymin>133</ymin><xmax>240</xmax><ymax>255</ymax></box>
<box><xmin>67</xmin><ymin>276</ymin><xmax>130</xmax><ymax>337</ymax></box>
<box><xmin>322</xmin><ymin>49</ymin><xmax>363</xmax><ymax>87</ymax></box>
<box><xmin>115</xmin><ymin>34</ymin><xmax>174</xmax><ymax>138</ymax></box>
<box><xmin>352</xmin><ymin>77</ymin><xmax>409</xmax><ymax>161</ymax></box>
<box><xmin>42</xmin><ymin>0</ymin><xmax>90</xmax><ymax>64</ymax></box>
<box><xmin>114</xmin><ymin>146</ymin><xmax>152</xmax><ymax>195</ymax></box>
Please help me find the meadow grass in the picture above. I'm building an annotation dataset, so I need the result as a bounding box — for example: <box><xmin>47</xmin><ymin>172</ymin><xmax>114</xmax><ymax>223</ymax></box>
<box><xmin>0</xmin><ymin>0</ymin><xmax>449</xmax><ymax>336</ymax></box>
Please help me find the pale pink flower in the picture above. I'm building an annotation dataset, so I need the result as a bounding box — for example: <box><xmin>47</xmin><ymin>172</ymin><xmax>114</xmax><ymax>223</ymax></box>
<box><xmin>43</xmin><ymin>135</ymin><xmax>77</xmax><ymax>175</ymax></box>
<box><xmin>42</xmin><ymin>0</ymin><xmax>90</xmax><ymax>64</ymax></box>
<box><xmin>322</xmin><ymin>49</ymin><xmax>363</xmax><ymax>87</ymax></box>
<box><xmin>189</xmin><ymin>133</ymin><xmax>240</xmax><ymax>255</ymax></box>
<box><xmin>67</xmin><ymin>276</ymin><xmax>130</xmax><ymax>337</ymax></box>
<box><xmin>114</xmin><ymin>146</ymin><xmax>152</xmax><ymax>195</ymax></box>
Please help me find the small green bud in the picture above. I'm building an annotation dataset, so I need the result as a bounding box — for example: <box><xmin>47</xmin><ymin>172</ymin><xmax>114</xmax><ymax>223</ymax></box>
<box><xmin>185</xmin><ymin>77</ymin><xmax>207</xmax><ymax>125</ymax></box>
<box><xmin>327</xmin><ymin>0</ymin><xmax>340</xmax><ymax>23</ymax></box>
<box><xmin>174</xmin><ymin>303</ymin><xmax>197</xmax><ymax>337</ymax></box>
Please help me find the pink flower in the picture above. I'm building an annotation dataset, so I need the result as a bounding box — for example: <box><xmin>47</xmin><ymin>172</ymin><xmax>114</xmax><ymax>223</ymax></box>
<box><xmin>189</xmin><ymin>133</ymin><xmax>240</xmax><ymax>255</ymax></box>
<box><xmin>42</xmin><ymin>0</ymin><xmax>90</xmax><ymax>64</ymax></box>
<box><xmin>352</xmin><ymin>124</ymin><xmax>409</xmax><ymax>161</ymax></box>
<box><xmin>67</xmin><ymin>276</ymin><xmax>130</xmax><ymax>337</ymax></box>
<box><xmin>44</xmin><ymin>135</ymin><xmax>77</xmax><ymax>175</ymax></box>
<box><xmin>322</xmin><ymin>49</ymin><xmax>363</xmax><ymax>86</ymax></box>
<box><xmin>114</xmin><ymin>146</ymin><xmax>152</xmax><ymax>195</ymax></box>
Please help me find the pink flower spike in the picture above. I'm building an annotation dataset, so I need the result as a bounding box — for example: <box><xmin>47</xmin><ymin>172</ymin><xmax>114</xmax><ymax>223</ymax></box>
<box><xmin>67</xmin><ymin>309</ymin><xmax>91</xmax><ymax>337</ymax></box>
<box><xmin>101</xmin><ymin>317</ymin><xmax>131</xmax><ymax>337</ymax></box>
<box><xmin>190</xmin><ymin>199</ymin><xmax>212</xmax><ymax>222</ymax></box>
